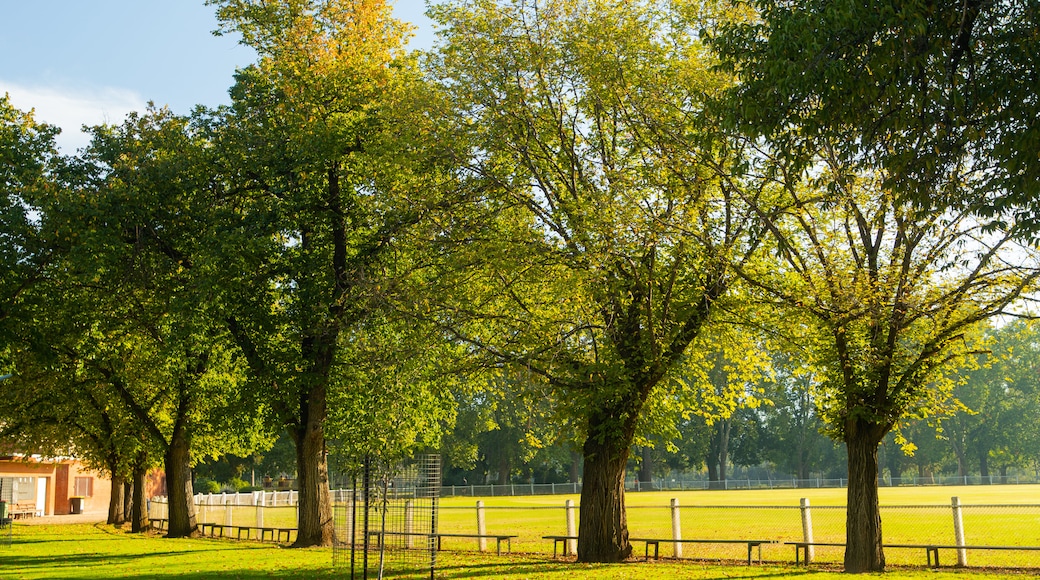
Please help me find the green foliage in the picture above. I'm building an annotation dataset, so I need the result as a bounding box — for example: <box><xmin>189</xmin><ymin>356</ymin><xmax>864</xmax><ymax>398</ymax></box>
<box><xmin>712</xmin><ymin>0</ymin><xmax>1040</xmax><ymax>229</ymax></box>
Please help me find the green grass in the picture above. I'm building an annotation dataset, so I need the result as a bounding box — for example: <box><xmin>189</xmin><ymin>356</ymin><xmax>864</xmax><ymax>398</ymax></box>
<box><xmin>430</xmin><ymin>485</ymin><xmax>1040</xmax><ymax>565</ymax></box>
<box><xmin>3</xmin><ymin>522</ymin><xmax>1035</xmax><ymax>579</ymax></box>
<box><xmin>116</xmin><ymin>485</ymin><xmax>1040</xmax><ymax>577</ymax></box>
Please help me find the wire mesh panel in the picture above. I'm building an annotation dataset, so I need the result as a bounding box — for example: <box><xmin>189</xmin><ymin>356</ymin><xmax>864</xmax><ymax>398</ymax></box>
<box><xmin>334</xmin><ymin>455</ymin><xmax>440</xmax><ymax>580</ymax></box>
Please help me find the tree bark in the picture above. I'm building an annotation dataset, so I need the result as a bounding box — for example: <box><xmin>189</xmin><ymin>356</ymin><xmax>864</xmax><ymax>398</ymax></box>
<box><xmin>131</xmin><ymin>464</ymin><xmax>149</xmax><ymax>533</ymax></box>
<box><xmin>293</xmin><ymin>381</ymin><xmax>334</xmax><ymax>547</ymax></box>
<box><xmin>123</xmin><ymin>481</ymin><xmax>133</xmax><ymax>523</ymax></box>
<box><xmin>577</xmin><ymin>410</ymin><xmax>635</xmax><ymax>563</ymax></box>
<box><xmin>165</xmin><ymin>434</ymin><xmax>197</xmax><ymax>537</ymax></box>
<box><xmin>107</xmin><ymin>474</ymin><xmax>126</xmax><ymax>525</ymax></box>
<box><xmin>844</xmin><ymin>426</ymin><xmax>885</xmax><ymax>573</ymax></box>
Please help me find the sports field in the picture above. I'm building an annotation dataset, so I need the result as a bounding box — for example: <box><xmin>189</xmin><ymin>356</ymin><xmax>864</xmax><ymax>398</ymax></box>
<box><xmin>431</xmin><ymin>484</ymin><xmax>1040</xmax><ymax>567</ymax></box>
<box><xmin>3</xmin><ymin>520</ymin><xmax>1033</xmax><ymax>579</ymax></box>
<box><xmin>133</xmin><ymin>484</ymin><xmax>1040</xmax><ymax>577</ymax></box>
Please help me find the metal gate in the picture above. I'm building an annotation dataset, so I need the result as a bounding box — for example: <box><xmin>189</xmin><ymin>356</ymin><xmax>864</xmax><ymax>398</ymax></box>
<box><xmin>333</xmin><ymin>454</ymin><xmax>440</xmax><ymax>579</ymax></box>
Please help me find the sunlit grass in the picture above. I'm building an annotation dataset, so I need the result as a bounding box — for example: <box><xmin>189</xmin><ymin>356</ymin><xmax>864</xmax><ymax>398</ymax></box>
<box><xmin>5</xmin><ymin>522</ymin><xmax>1035</xmax><ymax>579</ymax></box>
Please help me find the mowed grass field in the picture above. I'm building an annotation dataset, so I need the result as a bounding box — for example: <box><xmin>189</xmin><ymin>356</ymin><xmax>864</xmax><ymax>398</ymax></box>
<box><xmin>432</xmin><ymin>484</ymin><xmax>1040</xmax><ymax>567</ymax></box>
<box><xmin>137</xmin><ymin>484</ymin><xmax>1040</xmax><ymax>577</ymax></box>
<box><xmin>3</xmin><ymin>521</ymin><xmax>1035</xmax><ymax>579</ymax></box>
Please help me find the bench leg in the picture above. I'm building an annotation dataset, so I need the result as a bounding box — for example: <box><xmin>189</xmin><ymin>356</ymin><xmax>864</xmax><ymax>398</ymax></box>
<box><xmin>927</xmin><ymin>547</ymin><xmax>939</xmax><ymax>567</ymax></box>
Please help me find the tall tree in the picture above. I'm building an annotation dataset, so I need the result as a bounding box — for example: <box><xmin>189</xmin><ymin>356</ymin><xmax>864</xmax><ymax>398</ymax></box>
<box><xmin>52</xmin><ymin>107</ymin><xmax>267</xmax><ymax>538</ymax></box>
<box><xmin>734</xmin><ymin>151</ymin><xmax>1040</xmax><ymax>571</ymax></box>
<box><xmin>429</xmin><ymin>0</ymin><xmax>765</xmax><ymax>561</ymax></box>
<box><xmin>210</xmin><ymin>0</ymin><xmax>437</xmax><ymax>546</ymax></box>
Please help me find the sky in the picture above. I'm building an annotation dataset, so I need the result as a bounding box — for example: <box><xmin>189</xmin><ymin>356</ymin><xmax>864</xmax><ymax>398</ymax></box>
<box><xmin>0</xmin><ymin>0</ymin><xmax>435</xmax><ymax>152</ymax></box>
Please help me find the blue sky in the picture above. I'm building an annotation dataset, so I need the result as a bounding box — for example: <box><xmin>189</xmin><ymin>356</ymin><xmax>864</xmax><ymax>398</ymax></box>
<box><xmin>0</xmin><ymin>0</ymin><xmax>435</xmax><ymax>152</ymax></box>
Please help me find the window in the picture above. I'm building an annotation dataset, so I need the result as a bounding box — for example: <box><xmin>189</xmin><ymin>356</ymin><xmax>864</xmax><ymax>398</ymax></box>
<box><xmin>12</xmin><ymin>477</ymin><xmax>36</xmax><ymax>502</ymax></box>
<box><xmin>74</xmin><ymin>477</ymin><xmax>93</xmax><ymax>497</ymax></box>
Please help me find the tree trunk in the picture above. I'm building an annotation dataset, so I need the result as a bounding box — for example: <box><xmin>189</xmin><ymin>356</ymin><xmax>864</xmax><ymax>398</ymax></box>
<box><xmin>497</xmin><ymin>455</ymin><xmax>511</xmax><ymax>486</ymax></box>
<box><xmin>123</xmin><ymin>481</ymin><xmax>134</xmax><ymax>523</ymax></box>
<box><xmin>718</xmin><ymin>421</ymin><xmax>729</xmax><ymax>483</ymax></box>
<box><xmin>294</xmin><ymin>388</ymin><xmax>334</xmax><ymax>547</ymax></box>
<box><xmin>107</xmin><ymin>474</ymin><xmax>126</xmax><ymax>525</ymax></box>
<box><xmin>979</xmin><ymin>450</ymin><xmax>990</xmax><ymax>480</ymax></box>
<box><xmin>165</xmin><ymin>434</ymin><xmax>197</xmax><ymax>537</ymax></box>
<box><xmin>844</xmin><ymin>427</ymin><xmax>885</xmax><ymax>572</ymax></box>
<box><xmin>577</xmin><ymin>408</ymin><xmax>637</xmax><ymax>563</ymax></box>
<box><xmin>569</xmin><ymin>451</ymin><xmax>582</xmax><ymax>484</ymax></box>
<box><xmin>637</xmin><ymin>446</ymin><xmax>653</xmax><ymax>490</ymax></box>
<box><xmin>131</xmin><ymin>464</ymin><xmax>149</xmax><ymax>533</ymax></box>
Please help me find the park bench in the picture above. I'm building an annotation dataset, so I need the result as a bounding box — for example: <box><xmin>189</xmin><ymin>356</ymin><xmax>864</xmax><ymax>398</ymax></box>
<box><xmin>256</xmin><ymin>526</ymin><xmax>296</xmax><ymax>542</ymax></box>
<box><xmin>434</xmin><ymin>532</ymin><xmax>517</xmax><ymax>555</ymax></box>
<box><xmin>632</xmin><ymin>537</ymin><xmax>775</xmax><ymax>565</ymax></box>
<box><xmin>365</xmin><ymin>531</ymin><xmax>516</xmax><ymax>555</ymax></box>
<box><xmin>542</xmin><ymin>535</ymin><xmax>578</xmax><ymax>557</ymax></box>
<box><xmin>10</xmin><ymin>503</ymin><xmax>38</xmax><ymax>519</ymax></box>
<box><xmin>149</xmin><ymin>518</ymin><xmax>168</xmax><ymax>531</ymax></box>
<box><xmin>787</xmin><ymin>541</ymin><xmax>1040</xmax><ymax>567</ymax></box>
<box><xmin>198</xmin><ymin>523</ymin><xmax>294</xmax><ymax>542</ymax></box>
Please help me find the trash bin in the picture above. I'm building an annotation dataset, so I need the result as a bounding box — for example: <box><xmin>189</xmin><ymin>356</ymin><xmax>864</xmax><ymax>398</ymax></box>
<box><xmin>70</xmin><ymin>497</ymin><xmax>84</xmax><ymax>514</ymax></box>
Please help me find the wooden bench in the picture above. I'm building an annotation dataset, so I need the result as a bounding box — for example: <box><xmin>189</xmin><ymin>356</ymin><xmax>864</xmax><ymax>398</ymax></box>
<box><xmin>543</xmin><ymin>535</ymin><xmax>578</xmax><ymax>557</ymax></box>
<box><xmin>256</xmin><ymin>526</ymin><xmax>295</xmax><ymax>542</ymax></box>
<box><xmin>434</xmin><ymin>533</ymin><xmax>517</xmax><ymax>555</ymax></box>
<box><xmin>148</xmin><ymin>518</ymin><xmax>168</xmax><ymax>531</ymax></box>
<box><xmin>632</xmin><ymin>537</ymin><xmax>774</xmax><ymax>565</ymax></box>
<box><xmin>10</xmin><ymin>503</ymin><xmax>38</xmax><ymax>519</ymax></box>
<box><xmin>200</xmin><ymin>523</ymin><xmax>227</xmax><ymax>537</ymax></box>
<box><xmin>365</xmin><ymin>531</ymin><xmax>515</xmax><ymax>555</ymax></box>
<box><xmin>787</xmin><ymin>541</ymin><xmax>1040</xmax><ymax>567</ymax></box>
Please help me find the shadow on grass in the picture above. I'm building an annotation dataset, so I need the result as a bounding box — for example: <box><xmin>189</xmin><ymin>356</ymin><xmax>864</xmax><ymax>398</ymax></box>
<box><xmin>433</xmin><ymin>558</ymin><xmax>827</xmax><ymax>580</ymax></box>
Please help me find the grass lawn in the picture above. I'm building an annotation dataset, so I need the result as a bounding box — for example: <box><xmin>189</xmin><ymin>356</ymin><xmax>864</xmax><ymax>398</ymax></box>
<box><xmin>432</xmin><ymin>485</ymin><xmax>1040</xmax><ymax>565</ymax></box>
<box><xmin>2</xmin><ymin>520</ymin><xmax>1037</xmax><ymax>579</ymax></box>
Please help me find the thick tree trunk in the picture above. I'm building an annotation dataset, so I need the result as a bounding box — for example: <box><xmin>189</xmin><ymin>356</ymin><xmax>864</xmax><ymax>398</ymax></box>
<box><xmin>577</xmin><ymin>409</ymin><xmax>637</xmax><ymax>563</ymax></box>
<box><xmin>107</xmin><ymin>474</ymin><xmax>126</xmax><ymax>525</ymax></box>
<box><xmin>131</xmin><ymin>465</ymin><xmax>149</xmax><ymax>533</ymax></box>
<box><xmin>294</xmin><ymin>386</ymin><xmax>334</xmax><ymax>547</ymax></box>
<box><xmin>165</xmin><ymin>435</ymin><xmax>197</xmax><ymax>537</ymax></box>
<box><xmin>844</xmin><ymin>428</ymin><xmax>885</xmax><ymax>572</ymax></box>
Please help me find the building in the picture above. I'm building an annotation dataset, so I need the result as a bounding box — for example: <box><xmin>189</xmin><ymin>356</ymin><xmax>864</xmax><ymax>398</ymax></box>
<box><xmin>0</xmin><ymin>455</ymin><xmax>112</xmax><ymax>516</ymax></box>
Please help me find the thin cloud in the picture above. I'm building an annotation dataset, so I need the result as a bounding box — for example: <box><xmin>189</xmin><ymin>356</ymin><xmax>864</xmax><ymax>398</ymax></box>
<box><xmin>1</xmin><ymin>80</ymin><xmax>147</xmax><ymax>153</ymax></box>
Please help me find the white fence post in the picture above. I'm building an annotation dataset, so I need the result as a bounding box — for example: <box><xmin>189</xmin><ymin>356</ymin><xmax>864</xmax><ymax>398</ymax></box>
<box><xmin>565</xmin><ymin>499</ymin><xmax>577</xmax><ymax>556</ymax></box>
<box><xmin>800</xmin><ymin>498</ymin><xmax>815</xmax><ymax>563</ymax></box>
<box><xmin>671</xmin><ymin>498</ymin><xmax>683</xmax><ymax>558</ymax></box>
<box><xmin>952</xmin><ymin>496</ymin><xmax>968</xmax><ymax>566</ymax></box>
<box><xmin>476</xmin><ymin>500</ymin><xmax>487</xmax><ymax>552</ymax></box>
<box><xmin>225</xmin><ymin>500</ymin><xmax>233</xmax><ymax>527</ymax></box>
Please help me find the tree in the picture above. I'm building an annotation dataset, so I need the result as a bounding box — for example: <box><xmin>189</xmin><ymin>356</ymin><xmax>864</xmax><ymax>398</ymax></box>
<box><xmin>49</xmin><ymin>107</ymin><xmax>269</xmax><ymax>538</ymax></box>
<box><xmin>757</xmin><ymin>349</ymin><xmax>833</xmax><ymax>482</ymax></box>
<box><xmin>0</xmin><ymin>94</ymin><xmax>58</xmax><ymax>351</ymax></box>
<box><xmin>945</xmin><ymin>321</ymin><xmax>1040</xmax><ymax>479</ymax></box>
<box><xmin>209</xmin><ymin>0</ymin><xmax>439</xmax><ymax>547</ymax></box>
<box><xmin>711</xmin><ymin>0</ymin><xmax>1040</xmax><ymax>229</ymax></box>
<box><xmin>734</xmin><ymin>151</ymin><xmax>1040</xmax><ymax>571</ymax></box>
<box><xmin>428</xmin><ymin>0</ymin><xmax>765</xmax><ymax>561</ymax></box>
